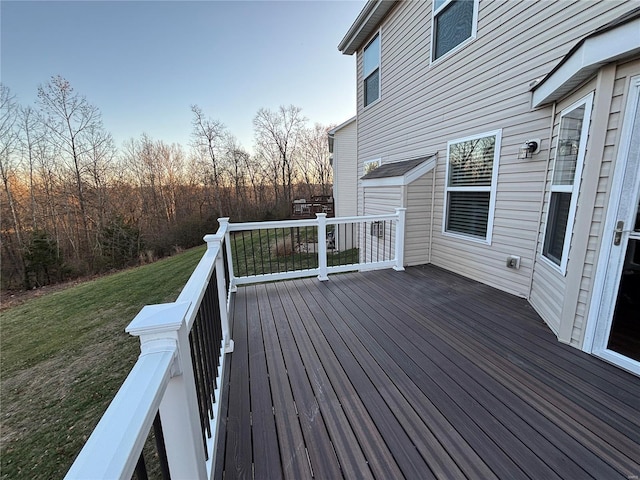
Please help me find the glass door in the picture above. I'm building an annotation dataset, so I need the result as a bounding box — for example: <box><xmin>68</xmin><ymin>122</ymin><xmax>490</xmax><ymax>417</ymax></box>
<box><xmin>606</xmin><ymin>199</ymin><xmax>640</xmax><ymax>361</ymax></box>
<box><xmin>588</xmin><ymin>75</ymin><xmax>640</xmax><ymax>375</ymax></box>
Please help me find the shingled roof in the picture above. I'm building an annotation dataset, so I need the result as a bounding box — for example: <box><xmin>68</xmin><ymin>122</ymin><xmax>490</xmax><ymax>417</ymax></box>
<box><xmin>361</xmin><ymin>156</ymin><xmax>434</xmax><ymax>180</ymax></box>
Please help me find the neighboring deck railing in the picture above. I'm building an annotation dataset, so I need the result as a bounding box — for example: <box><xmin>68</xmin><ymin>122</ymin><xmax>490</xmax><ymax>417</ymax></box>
<box><xmin>65</xmin><ymin>210</ymin><xmax>405</xmax><ymax>479</ymax></box>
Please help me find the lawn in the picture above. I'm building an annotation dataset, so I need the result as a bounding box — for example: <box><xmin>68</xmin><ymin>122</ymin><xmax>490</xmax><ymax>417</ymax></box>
<box><xmin>1</xmin><ymin>230</ymin><xmax>358</xmax><ymax>479</ymax></box>
<box><xmin>0</xmin><ymin>246</ymin><xmax>205</xmax><ymax>480</ymax></box>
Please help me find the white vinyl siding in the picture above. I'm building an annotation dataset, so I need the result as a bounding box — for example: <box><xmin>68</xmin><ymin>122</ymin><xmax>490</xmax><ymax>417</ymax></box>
<box><xmin>431</xmin><ymin>0</ymin><xmax>478</xmax><ymax>62</ymax></box>
<box><xmin>443</xmin><ymin>130</ymin><xmax>501</xmax><ymax>243</ymax></box>
<box><xmin>405</xmin><ymin>173</ymin><xmax>432</xmax><ymax>266</ymax></box>
<box><xmin>355</xmin><ymin>0</ymin><xmax>629</xmax><ymax>297</ymax></box>
<box><xmin>572</xmin><ymin>60</ymin><xmax>640</xmax><ymax>346</ymax></box>
<box><xmin>362</xmin><ymin>186</ymin><xmax>401</xmax><ymax>264</ymax></box>
<box><xmin>541</xmin><ymin>94</ymin><xmax>594</xmax><ymax>273</ymax></box>
<box><xmin>530</xmin><ymin>79</ymin><xmax>598</xmax><ymax>336</ymax></box>
<box><xmin>332</xmin><ymin>119</ymin><xmax>358</xmax><ymax>218</ymax></box>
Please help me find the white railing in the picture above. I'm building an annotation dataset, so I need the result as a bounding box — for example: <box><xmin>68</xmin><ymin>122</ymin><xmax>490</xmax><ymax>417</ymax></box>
<box><xmin>66</xmin><ymin>220</ymin><xmax>234</xmax><ymax>480</ymax></box>
<box><xmin>226</xmin><ymin>208</ymin><xmax>406</xmax><ymax>288</ymax></box>
<box><xmin>65</xmin><ymin>211</ymin><xmax>406</xmax><ymax>479</ymax></box>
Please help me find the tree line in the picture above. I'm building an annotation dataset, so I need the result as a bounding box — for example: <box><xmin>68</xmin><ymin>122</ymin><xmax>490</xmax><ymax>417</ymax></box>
<box><xmin>0</xmin><ymin>77</ymin><xmax>333</xmax><ymax>290</ymax></box>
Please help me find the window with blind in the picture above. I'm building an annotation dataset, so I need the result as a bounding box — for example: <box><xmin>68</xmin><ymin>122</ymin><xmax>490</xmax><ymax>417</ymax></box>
<box><xmin>542</xmin><ymin>94</ymin><xmax>593</xmax><ymax>273</ymax></box>
<box><xmin>432</xmin><ymin>0</ymin><xmax>478</xmax><ymax>62</ymax></box>
<box><xmin>363</xmin><ymin>33</ymin><xmax>380</xmax><ymax>107</ymax></box>
<box><xmin>444</xmin><ymin>130</ymin><xmax>501</xmax><ymax>242</ymax></box>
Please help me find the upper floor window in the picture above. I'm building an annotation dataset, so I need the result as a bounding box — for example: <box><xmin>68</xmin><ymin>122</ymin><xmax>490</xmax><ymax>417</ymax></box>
<box><xmin>542</xmin><ymin>93</ymin><xmax>593</xmax><ymax>273</ymax></box>
<box><xmin>363</xmin><ymin>33</ymin><xmax>380</xmax><ymax>107</ymax></box>
<box><xmin>444</xmin><ymin>130</ymin><xmax>501</xmax><ymax>243</ymax></box>
<box><xmin>432</xmin><ymin>0</ymin><xmax>478</xmax><ymax>62</ymax></box>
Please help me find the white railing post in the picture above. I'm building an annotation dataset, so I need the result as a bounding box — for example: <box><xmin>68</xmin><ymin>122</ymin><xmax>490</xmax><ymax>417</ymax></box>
<box><xmin>218</xmin><ymin>217</ymin><xmax>237</xmax><ymax>293</ymax></box>
<box><xmin>127</xmin><ymin>302</ymin><xmax>207</xmax><ymax>480</ymax></box>
<box><xmin>394</xmin><ymin>207</ymin><xmax>406</xmax><ymax>271</ymax></box>
<box><xmin>317</xmin><ymin>213</ymin><xmax>329</xmax><ymax>281</ymax></box>
<box><xmin>204</xmin><ymin>233</ymin><xmax>235</xmax><ymax>354</ymax></box>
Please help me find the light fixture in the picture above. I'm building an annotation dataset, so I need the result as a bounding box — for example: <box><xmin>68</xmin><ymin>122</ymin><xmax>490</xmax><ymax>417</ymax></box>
<box><xmin>518</xmin><ymin>138</ymin><xmax>541</xmax><ymax>159</ymax></box>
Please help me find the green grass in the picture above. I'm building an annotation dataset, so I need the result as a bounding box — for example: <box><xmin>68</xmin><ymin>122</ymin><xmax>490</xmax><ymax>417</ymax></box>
<box><xmin>0</xmin><ymin>246</ymin><xmax>205</xmax><ymax>480</ymax></box>
<box><xmin>1</xmin><ymin>230</ymin><xmax>358</xmax><ymax>479</ymax></box>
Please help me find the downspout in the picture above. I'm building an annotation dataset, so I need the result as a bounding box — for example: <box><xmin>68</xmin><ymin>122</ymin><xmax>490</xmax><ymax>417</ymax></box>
<box><xmin>527</xmin><ymin>102</ymin><xmax>557</xmax><ymax>298</ymax></box>
<box><xmin>428</xmin><ymin>153</ymin><xmax>438</xmax><ymax>264</ymax></box>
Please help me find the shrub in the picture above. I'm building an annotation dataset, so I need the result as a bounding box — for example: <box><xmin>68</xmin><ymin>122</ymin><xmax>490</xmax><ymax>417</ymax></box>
<box><xmin>23</xmin><ymin>230</ymin><xmax>66</xmax><ymax>288</ymax></box>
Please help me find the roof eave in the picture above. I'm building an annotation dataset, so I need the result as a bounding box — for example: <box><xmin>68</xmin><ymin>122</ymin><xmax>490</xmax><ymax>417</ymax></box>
<box><xmin>532</xmin><ymin>16</ymin><xmax>640</xmax><ymax>107</ymax></box>
<box><xmin>338</xmin><ymin>0</ymin><xmax>398</xmax><ymax>55</ymax></box>
<box><xmin>328</xmin><ymin>116</ymin><xmax>357</xmax><ymax>135</ymax></box>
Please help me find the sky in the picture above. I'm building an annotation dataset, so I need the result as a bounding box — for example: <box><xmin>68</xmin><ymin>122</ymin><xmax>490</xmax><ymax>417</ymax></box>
<box><xmin>1</xmin><ymin>0</ymin><xmax>364</xmax><ymax>152</ymax></box>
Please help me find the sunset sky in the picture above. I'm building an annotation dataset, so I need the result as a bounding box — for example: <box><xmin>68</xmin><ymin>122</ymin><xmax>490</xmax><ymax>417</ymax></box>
<box><xmin>1</xmin><ymin>0</ymin><xmax>364</xmax><ymax>151</ymax></box>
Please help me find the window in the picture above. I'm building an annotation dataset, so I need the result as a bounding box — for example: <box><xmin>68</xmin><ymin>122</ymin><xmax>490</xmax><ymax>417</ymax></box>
<box><xmin>432</xmin><ymin>0</ymin><xmax>478</xmax><ymax>61</ymax></box>
<box><xmin>364</xmin><ymin>159</ymin><xmax>380</xmax><ymax>175</ymax></box>
<box><xmin>542</xmin><ymin>94</ymin><xmax>593</xmax><ymax>272</ymax></box>
<box><xmin>444</xmin><ymin>130</ymin><xmax>501</xmax><ymax>242</ymax></box>
<box><xmin>363</xmin><ymin>33</ymin><xmax>380</xmax><ymax>107</ymax></box>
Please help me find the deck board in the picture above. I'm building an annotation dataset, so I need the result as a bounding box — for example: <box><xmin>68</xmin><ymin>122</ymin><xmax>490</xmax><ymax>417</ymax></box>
<box><xmin>217</xmin><ymin>265</ymin><xmax>640</xmax><ymax>479</ymax></box>
<box><xmin>341</xmin><ymin>272</ymin><xmax>620</xmax><ymax>479</ymax></box>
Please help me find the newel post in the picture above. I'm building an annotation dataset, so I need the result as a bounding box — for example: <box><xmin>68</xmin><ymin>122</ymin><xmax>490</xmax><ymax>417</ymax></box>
<box><xmin>317</xmin><ymin>213</ymin><xmax>329</xmax><ymax>281</ymax></box>
<box><xmin>394</xmin><ymin>207</ymin><xmax>406</xmax><ymax>271</ymax></box>
<box><xmin>204</xmin><ymin>233</ymin><xmax>235</xmax><ymax>354</ymax></box>
<box><xmin>217</xmin><ymin>217</ymin><xmax>237</xmax><ymax>293</ymax></box>
<box><xmin>127</xmin><ymin>302</ymin><xmax>207</xmax><ymax>480</ymax></box>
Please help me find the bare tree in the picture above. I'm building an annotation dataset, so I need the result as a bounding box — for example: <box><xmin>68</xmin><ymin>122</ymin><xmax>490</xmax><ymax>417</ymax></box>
<box><xmin>0</xmin><ymin>85</ymin><xmax>26</xmax><ymax>285</ymax></box>
<box><xmin>18</xmin><ymin>105</ymin><xmax>44</xmax><ymax>230</ymax></box>
<box><xmin>223</xmin><ymin>134</ymin><xmax>251</xmax><ymax>219</ymax></box>
<box><xmin>253</xmin><ymin>105</ymin><xmax>306</xmax><ymax>211</ymax></box>
<box><xmin>0</xmin><ymin>86</ymin><xmax>22</xmax><ymax>242</ymax></box>
<box><xmin>191</xmin><ymin>105</ymin><xmax>226</xmax><ymax>217</ymax></box>
<box><xmin>37</xmin><ymin>75</ymin><xmax>107</xmax><ymax>261</ymax></box>
<box><xmin>300</xmin><ymin>122</ymin><xmax>333</xmax><ymax>198</ymax></box>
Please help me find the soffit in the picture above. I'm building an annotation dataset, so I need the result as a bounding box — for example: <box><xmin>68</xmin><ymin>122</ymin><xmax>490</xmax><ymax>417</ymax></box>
<box><xmin>338</xmin><ymin>0</ymin><xmax>398</xmax><ymax>55</ymax></box>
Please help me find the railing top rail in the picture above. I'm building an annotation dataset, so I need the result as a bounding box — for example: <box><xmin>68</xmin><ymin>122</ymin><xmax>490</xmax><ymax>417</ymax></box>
<box><xmin>175</xmin><ymin>221</ymin><xmax>228</xmax><ymax>330</ymax></box>
<box><xmin>228</xmin><ymin>218</ymin><xmax>318</xmax><ymax>231</ymax></box>
<box><xmin>65</xmin><ymin>349</ymin><xmax>175</xmax><ymax>480</ymax></box>
<box><xmin>228</xmin><ymin>212</ymin><xmax>402</xmax><ymax>231</ymax></box>
<box><xmin>327</xmin><ymin>213</ymin><xmax>398</xmax><ymax>224</ymax></box>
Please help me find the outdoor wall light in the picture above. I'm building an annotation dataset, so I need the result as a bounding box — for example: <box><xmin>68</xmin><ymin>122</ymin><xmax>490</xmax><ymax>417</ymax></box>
<box><xmin>518</xmin><ymin>138</ymin><xmax>541</xmax><ymax>159</ymax></box>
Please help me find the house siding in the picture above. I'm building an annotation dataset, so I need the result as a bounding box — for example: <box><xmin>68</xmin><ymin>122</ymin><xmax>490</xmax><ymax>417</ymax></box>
<box><xmin>354</xmin><ymin>0</ymin><xmax>632</xmax><ymax>299</ymax></box>
<box><xmin>530</xmin><ymin>59</ymin><xmax>640</xmax><ymax>344</ymax></box>
<box><xmin>362</xmin><ymin>185</ymin><xmax>402</xmax><ymax>263</ymax></box>
<box><xmin>405</xmin><ymin>172</ymin><xmax>432</xmax><ymax>266</ymax></box>
<box><xmin>332</xmin><ymin>119</ymin><xmax>358</xmax><ymax>218</ymax></box>
<box><xmin>570</xmin><ymin>59</ymin><xmax>640</xmax><ymax>347</ymax></box>
<box><xmin>530</xmin><ymin>78</ymin><xmax>599</xmax><ymax>336</ymax></box>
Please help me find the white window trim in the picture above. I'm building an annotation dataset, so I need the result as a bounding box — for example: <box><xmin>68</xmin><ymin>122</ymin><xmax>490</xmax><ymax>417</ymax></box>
<box><xmin>430</xmin><ymin>0</ymin><xmax>479</xmax><ymax>66</ymax></box>
<box><xmin>362</xmin><ymin>30</ymin><xmax>381</xmax><ymax>109</ymax></box>
<box><xmin>540</xmin><ymin>92</ymin><xmax>594</xmax><ymax>275</ymax></box>
<box><xmin>442</xmin><ymin>129</ymin><xmax>502</xmax><ymax>244</ymax></box>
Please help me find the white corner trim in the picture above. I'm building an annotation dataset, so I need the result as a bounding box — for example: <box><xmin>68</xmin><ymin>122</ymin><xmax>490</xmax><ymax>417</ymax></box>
<box><xmin>405</xmin><ymin>156</ymin><xmax>437</xmax><ymax>184</ymax></box>
<box><xmin>532</xmin><ymin>17</ymin><xmax>640</xmax><ymax>107</ymax></box>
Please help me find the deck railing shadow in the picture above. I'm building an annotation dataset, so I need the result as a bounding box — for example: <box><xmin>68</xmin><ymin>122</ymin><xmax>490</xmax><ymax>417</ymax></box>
<box><xmin>65</xmin><ymin>209</ymin><xmax>405</xmax><ymax>479</ymax></box>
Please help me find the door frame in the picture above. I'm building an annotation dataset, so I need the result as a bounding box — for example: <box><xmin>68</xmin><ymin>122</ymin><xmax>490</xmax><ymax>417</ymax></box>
<box><xmin>583</xmin><ymin>74</ymin><xmax>640</xmax><ymax>376</ymax></box>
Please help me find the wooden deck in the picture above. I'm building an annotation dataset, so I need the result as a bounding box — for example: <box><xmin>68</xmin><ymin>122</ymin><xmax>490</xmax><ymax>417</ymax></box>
<box><xmin>214</xmin><ymin>265</ymin><xmax>640</xmax><ymax>479</ymax></box>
